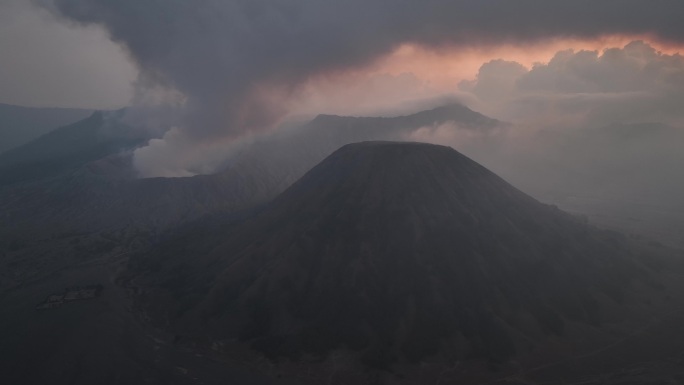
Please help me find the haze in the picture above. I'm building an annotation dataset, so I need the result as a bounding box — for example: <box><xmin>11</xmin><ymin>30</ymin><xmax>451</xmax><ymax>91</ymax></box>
<box><xmin>3</xmin><ymin>1</ymin><xmax>684</xmax><ymax>384</ymax></box>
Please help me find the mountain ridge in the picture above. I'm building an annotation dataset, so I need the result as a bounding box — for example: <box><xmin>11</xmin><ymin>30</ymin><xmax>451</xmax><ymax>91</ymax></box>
<box><xmin>0</xmin><ymin>103</ymin><xmax>93</xmax><ymax>154</ymax></box>
<box><xmin>130</xmin><ymin>141</ymin><xmax>662</xmax><ymax>372</ymax></box>
<box><xmin>0</xmin><ymin>104</ymin><xmax>502</xmax><ymax>236</ymax></box>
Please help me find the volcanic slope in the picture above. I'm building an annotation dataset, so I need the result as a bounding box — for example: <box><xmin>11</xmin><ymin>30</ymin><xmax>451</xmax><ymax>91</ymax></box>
<box><xmin>0</xmin><ymin>103</ymin><xmax>501</xmax><ymax>234</ymax></box>
<box><xmin>132</xmin><ymin>142</ymin><xmax>669</xmax><ymax>372</ymax></box>
<box><xmin>0</xmin><ymin>103</ymin><xmax>92</xmax><ymax>154</ymax></box>
<box><xmin>0</xmin><ymin>104</ymin><xmax>501</xmax><ymax>295</ymax></box>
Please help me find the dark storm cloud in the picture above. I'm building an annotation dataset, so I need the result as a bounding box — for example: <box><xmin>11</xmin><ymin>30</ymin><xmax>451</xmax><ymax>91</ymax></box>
<box><xmin>40</xmin><ymin>0</ymin><xmax>684</xmax><ymax>176</ymax></box>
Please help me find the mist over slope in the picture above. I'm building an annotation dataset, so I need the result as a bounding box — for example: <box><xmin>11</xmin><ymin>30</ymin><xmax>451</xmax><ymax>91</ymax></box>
<box><xmin>0</xmin><ymin>107</ymin><xmax>682</xmax><ymax>384</ymax></box>
<box><xmin>127</xmin><ymin>142</ymin><xmax>675</xmax><ymax>383</ymax></box>
<box><xmin>0</xmin><ymin>103</ymin><xmax>91</xmax><ymax>154</ymax></box>
<box><xmin>0</xmin><ymin>110</ymin><xmax>147</xmax><ymax>186</ymax></box>
<box><xmin>1</xmin><ymin>103</ymin><xmax>499</xmax><ymax>233</ymax></box>
<box><xmin>0</xmin><ymin>103</ymin><xmax>501</xmax><ymax>295</ymax></box>
<box><xmin>477</xmin><ymin>121</ymin><xmax>684</xmax><ymax>248</ymax></box>
<box><xmin>3</xmin><ymin>1</ymin><xmax>684</xmax><ymax>383</ymax></box>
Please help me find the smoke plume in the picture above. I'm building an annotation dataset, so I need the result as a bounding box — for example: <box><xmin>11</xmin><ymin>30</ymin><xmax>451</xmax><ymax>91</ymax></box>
<box><xmin>42</xmin><ymin>0</ymin><xmax>684</xmax><ymax>176</ymax></box>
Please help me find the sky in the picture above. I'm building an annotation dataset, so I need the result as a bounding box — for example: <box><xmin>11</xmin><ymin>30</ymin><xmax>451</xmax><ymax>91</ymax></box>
<box><xmin>2</xmin><ymin>0</ymin><xmax>684</xmax><ymax>177</ymax></box>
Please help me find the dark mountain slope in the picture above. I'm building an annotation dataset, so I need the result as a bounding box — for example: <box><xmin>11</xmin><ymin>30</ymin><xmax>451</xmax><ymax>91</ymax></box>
<box><xmin>131</xmin><ymin>142</ymin><xmax>660</xmax><ymax>370</ymax></box>
<box><xmin>0</xmin><ymin>103</ymin><xmax>501</xmax><ymax>237</ymax></box>
<box><xmin>0</xmin><ymin>103</ymin><xmax>91</xmax><ymax>154</ymax></box>
<box><xmin>503</xmin><ymin>121</ymin><xmax>684</xmax><ymax>248</ymax></box>
<box><xmin>0</xmin><ymin>105</ymin><xmax>507</xmax><ymax>294</ymax></box>
<box><xmin>0</xmin><ymin>110</ymin><xmax>147</xmax><ymax>186</ymax></box>
<box><xmin>303</xmin><ymin>103</ymin><xmax>501</xmax><ymax>142</ymax></box>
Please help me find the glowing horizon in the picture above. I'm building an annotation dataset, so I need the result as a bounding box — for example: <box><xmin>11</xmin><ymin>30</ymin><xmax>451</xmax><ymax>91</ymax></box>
<box><xmin>374</xmin><ymin>35</ymin><xmax>683</xmax><ymax>88</ymax></box>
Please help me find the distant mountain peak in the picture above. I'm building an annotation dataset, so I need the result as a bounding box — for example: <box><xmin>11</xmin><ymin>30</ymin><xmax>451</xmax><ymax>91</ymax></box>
<box><xmin>134</xmin><ymin>140</ymin><xmax>654</xmax><ymax>370</ymax></box>
<box><xmin>276</xmin><ymin>140</ymin><xmax>510</xmax><ymax>212</ymax></box>
<box><xmin>311</xmin><ymin>103</ymin><xmax>503</xmax><ymax>129</ymax></box>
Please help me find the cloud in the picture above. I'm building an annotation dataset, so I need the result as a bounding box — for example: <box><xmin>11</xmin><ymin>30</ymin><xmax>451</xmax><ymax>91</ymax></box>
<box><xmin>42</xmin><ymin>0</ymin><xmax>684</xmax><ymax>176</ymax></box>
<box><xmin>462</xmin><ymin>41</ymin><xmax>684</xmax><ymax>127</ymax></box>
<box><xmin>132</xmin><ymin>128</ymin><xmax>234</xmax><ymax>178</ymax></box>
<box><xmin>454</xmin><ymin>40</ymin><xmax>684</xmax><ymax>212</ymax></box>
<box><xmin>0</xmin><ymin>0</ymin><xmax>135</xmax><ymax>108</ymax></box>
<box><xmin>519</xmin><ymin>41</ymin><xmax>684</xmax><ymax>94</ymax></box>
<box><xmin>459</xmin><ymin>60</ymin><xmax>528</xmax><ymax>103</ymax></box>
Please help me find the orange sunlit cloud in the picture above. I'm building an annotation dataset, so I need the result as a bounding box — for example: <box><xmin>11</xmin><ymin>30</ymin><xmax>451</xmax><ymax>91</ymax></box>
<box><xmin>289</xmin><ymin>35</ymin><xmax>683</xmax><ymax>119</ymax></box>
<box><xmin>372</xmin><ymin>35</ymin><xmax>684</xmax><ymax>88</ymax></box>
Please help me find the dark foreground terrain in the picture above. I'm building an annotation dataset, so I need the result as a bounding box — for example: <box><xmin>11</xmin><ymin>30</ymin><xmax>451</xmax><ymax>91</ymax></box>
<box><xmin>120</xmin><ymin>142</ymin><xmax>684</xmax><ymax>384</ymax></box>
<box><xmin>1</xmin><ymin>106</ymin><xmax>683</xmax><ymax>384</ymax></box>
<box><xmin>0</xmin><ymin>249</ymin><xmax>278</xmax><ymax>385</ymax></box>
<box><xmin>2</xmin><ymin>241</ymin><xmax>683</xmax><ymax>385</ymax></box>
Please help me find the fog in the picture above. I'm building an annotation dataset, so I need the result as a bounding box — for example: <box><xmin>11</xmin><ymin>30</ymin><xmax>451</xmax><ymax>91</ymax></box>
<box><xmin>7</xmin><ymin>1</ymin><xmax>680</xmax><ymax>245</ymax></box>
<box><xmin>0</xmin><ymin>0</ymin><xmax>135</xmax><ymax>109</ymax></box>
<box><xmin>454</xmin><ymin>41</ymin><xmax>684</xmax><ymax>200</ymax></box>
<box><xmin>36</xmin><ymin>0</ymin><xmax>684</xmax><ymax>177</ymax></box>
<box><xmin>397</xmin><ymin>41</ymin><xmax>684</xmax><ymax>247</ymax></box>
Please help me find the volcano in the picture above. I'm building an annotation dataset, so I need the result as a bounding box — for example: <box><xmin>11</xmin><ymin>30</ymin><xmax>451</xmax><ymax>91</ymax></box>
<box><xmin>133</xmin><ymin>141</ymin><xmax>658</xmax><ymax>370</ymax></box>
